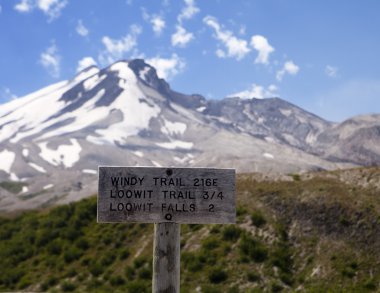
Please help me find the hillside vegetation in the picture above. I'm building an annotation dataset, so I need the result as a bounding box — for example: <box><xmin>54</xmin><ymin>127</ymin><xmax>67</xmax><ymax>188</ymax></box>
<box><xmin>1</xmin><ymin>167</ymin><xmax>380</xmax><ymax>292</ymax></box>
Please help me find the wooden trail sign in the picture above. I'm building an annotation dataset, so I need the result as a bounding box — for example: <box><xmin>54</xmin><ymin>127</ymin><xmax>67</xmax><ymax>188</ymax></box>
<box><xmin>97</xmin><ymin>166</ymin><xmax>236</xmax><ymax>293</ymax></box>
<box><xmin>98</xmin><ymin>167</ymin><xmax>235</xmax><ymax>224</ymax></box>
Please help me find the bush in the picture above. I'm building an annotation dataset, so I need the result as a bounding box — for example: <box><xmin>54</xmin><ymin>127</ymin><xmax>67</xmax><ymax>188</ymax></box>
<box><xmin>126</xmin><ymin>280</ymin><xmax>149</xmax><ymax>293</ymax></box>
<box><xmin>182</xmin><ymin>252</ymin><xmax>203</xmax><ymax>272</ymax></box>
<box><xmin>133</xmin><ymin>256</ymin><xmax>148</xmax><ymax>269</ymax></box>
<box><xmin>120</xmin><ymin>248</ymin><xmax>130</xmax><ymax>260</ymax></box>
<box><xmin>236</xmin><ymin>206</ymin><xmax>248</xmax><ymax>216</ymax></box>
<box><xmin>100</xmin><ymin>251</ymin><xmax>116</xmax><ymax>267</ymax></box>
<box><xmin>63</xmin><ymin>247</ymin><xmax>83</xmax><ymax>263</ymax></box>
<box><xmin>250</xmin><ymin>211</ymin><xmax>266</xmax><ymax>228</ymax></box>
<box><xmin>202</xmin><ymin>236</ymin><xmax>220</xmax><ymax>251</ymax></box>
<box><xmin>222</xmin><ymin>225</ymin><xmax>242</xmax><ymax>242</ymax></box>
<box><xmin>61</xmin><ymin>281</ymin><xmax>76</xmax><ymax>292</ymax></box>
<box><xmin>125</xmin><ymin>266</ymin><xmax>136</xmax><ymax>279</ymax></box>
<box><xmin>138</xmin><ymin>267</ymin><xmax>152</xmax><ymax>280</ymax></box>
<box><xmin>89</xmin><ymin>262</ymin><xmax>104</xmax><ymax>277</ymax></box>
<box><xmin>0</xmin><ymin>181</ymin><xmax>27</xmax><ymax>194</ymax></box>
<box><xmin>208</xmin><ymin>267</ymin><xmax>228</xmax><ymax>284</ymax></box>
<box><xmin>110</xmin><ymin>275</ymin><xmax>125</xmax><ymax>286</ymax></box>
<box><xmin>291</xmin><ymin>174</ymin><xmax>301</xmax><ymax>181</ymax></box>
<box><xmin>247</xmin><ymin>271</ymin><xmax>260</xmax><ymax>282</ymax></box>
<box><xmin>239</xmin><ymin>234</ymin><xmax>268</xmax><ymax>263</ymax></box>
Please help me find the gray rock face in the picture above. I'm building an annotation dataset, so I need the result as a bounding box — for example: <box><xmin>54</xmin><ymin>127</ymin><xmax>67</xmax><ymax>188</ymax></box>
<box><xmin>0</xmin><ymin>59</ymin><xmax>378</xmax><ymax>211</ymax></box>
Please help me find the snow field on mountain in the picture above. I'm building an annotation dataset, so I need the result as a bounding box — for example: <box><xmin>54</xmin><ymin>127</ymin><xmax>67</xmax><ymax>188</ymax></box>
<box><xmin>83</xmin><ymin>74</ymin><xmax>106</xmax><ymax>91</ymax></box>
<box><xmin>151</xmin><ymin>160</ymin><xmax>162</xmax><ymax>167</ymax></box>
<box><xmin>263</xmin><ymin>152</ymin><xmax>274</xmax><ymax>159</ymax></box>
<box><xmin>74</xmin><ymin>67</ymin><xmax>100</xmax><ymax>82</ymax></box>
<box><xmin>0</xmin><ymin>67</ymin><xmax>104</xmax><ymax>144</ymax></box>
<box><xmin>39</xmin><ymin>89</ymin><xmax>107</xmax><ymax>140</ymax></box>
<box><xmin>161</xmin><ymin>118</ymin><xmax>187</xmax><ymax>136</ymax></box>
<box><xmin>0</xmin><ymin>81</ymin><xmax>69</xmax><ymax>143</ymax></box>
<box><xmin>133</xmin><ymin>151</ymin><xmax>144</xmax><ymax>157</ymax></box>
<box><xmin>28</xmin><ymin>163</ymin><xmax>47</xmax><ymax>173</ymax></box>
<box><xmin>38</xmin><ymin>139</ymin><xmax>81</xmax><ymax>168</ymax></box>
<box><xmin>156</xmin><ymin>140</ymin><xmax>194</xmax><ymax>150</ymax></box>
<box><xmin>82</xmin><ymin>169</ymin><xmax>97</xmax><ymax>174</ymax></box>
<box><xmin>87</xmin><ymin>62</ymin><xmax>160</xmax><ymax>145</ymax></box>
<box><xmin>0</xmin><ymin>149</ymin><xmax>15</xmax><ymax>173</ymax></box>
<box><xmin>43</xmin><ymin>184</ymin><xmax>54</xmax><ymax>190</ymax></box>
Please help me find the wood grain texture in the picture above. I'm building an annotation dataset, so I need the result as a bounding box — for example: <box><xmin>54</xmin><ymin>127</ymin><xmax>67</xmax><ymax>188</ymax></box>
<box><xmin>97</xmin><ymin>167</ymin><xmax>235</xmax><ymax>224</ymax></box>
<box><xmin>152</xmin><ymin>223</ymin><xmax>180</xmax><ymax>293</ymax></box>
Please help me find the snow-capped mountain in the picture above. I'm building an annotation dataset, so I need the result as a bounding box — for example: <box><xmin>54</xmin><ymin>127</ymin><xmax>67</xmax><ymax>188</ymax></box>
<box><xmin>0</xmin><ymin>59</ymin><xmax>379</xmax><ymax>211</ymax></box>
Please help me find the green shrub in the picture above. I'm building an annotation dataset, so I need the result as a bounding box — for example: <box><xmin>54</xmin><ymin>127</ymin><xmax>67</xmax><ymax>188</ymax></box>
<box><xmin>47</xmin><ymin>240</ymin><xmax>62</xmax><ymax>255</ymax></box>
<box><xmin>120</xmin><ymin>248</ymin><xmax>130</xmax><ymax>260</ymax></box>
<box><xmin>208</xmin><ymin>267</ymin><xmax>228</xmax><ymax>284</ymax></box>
<box><xmin>291</xmin><ymin>174</ymin><xmax>301</xmax><ymax>181</ymax></box>
<box><xmin>126</xmin><ymin>280</ymin><xmax>149</xmax><ymax>293</ymax></box>
<box><xmin>138</xmin><ymin>267</ymin><xmax>152</xmax><ymax>280</ymax></box>
<box><xmin>89</xmin><ymin>262</ymin><xmax>104</xmax><ymax>277</ymax></box>
<box><xmin>236</xmin><ymin>206</ymin><xmax>248</xmax><ymax>216</ymax></box>
<box><xmin>247</xmin><ymin>271</ymin><xmax>260</xmax><ymax>282</ymax></box>
<box><xmin>110</xmin><ymin>275</ymin><xmax>125</xmax><ymax>286</ymax></box>
<box><xmin>125</xmin><ymin>266</ymin><xmax>136</xmax><ymax>279</ymax></box>
<box><xmin>40</xmin><ymin>276</ymin><xmax>58</xmax><ymax>291</ymax></box>
<box><xmin>63</xmin><ymin>247</ymin><xmax>83</xmax><ymax>263</ymax></box>
<box><xmin>363</xmin><ymin>278</ymin><xmax>377</xmax><ymax>290</ymax></box>
<box><xmin>0</xmin><ymin>181</ymin><xmax>27</xmax><ymax>194</ymax></box>
<box><xmin>17</xmin><ymin>276</ymin><xmax>31</xmax><ymax>289</ymax></box>
<box><xmin>202</xmin><ymin>236</ymin><xmax>220</xmax><ymax>251</ymax></box>
<box><xmin>239</xmin><ymin>234</ymin><xmax>268</xmax><ymax>263</ymax></box>
<box><xmin>182</xmin><ymin>252</ymin><xmax>203</xmax><ymax>272</ymax></box>
<box><xmin>271</xmin><ymin>281</ymin><xmax>283</xmax><ymax>292</ymax></box>
<box><xmin>100</xmin><ymin>251</ymin><xmax>116</xmax><ymax>267</ymax></box>
<box><xmin>133</xmin><ymin>256</ymin><xmax>148</xmax><ymax>269</ymax></box>
<box><xmin>250</xmin><ymin>211</ymin><xmax>266</xmax><ymax>228</ymax></box>
<box><xmin>222</xmin><ymin>225</ymin><xmax>242</xmax><ymax>242</ymax></box>
<box><xmin>61</xmin><ymin>281</ymin><xmax>76</xmax><ymax>292</ymax></box>
<box><xmin>76</xmin><ymin>238</ymin><xmax>89</xmax><ymax>250</ymax></box>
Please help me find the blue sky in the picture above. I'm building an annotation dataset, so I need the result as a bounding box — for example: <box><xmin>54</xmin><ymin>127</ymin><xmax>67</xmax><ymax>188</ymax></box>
<box><xmin>0</xmin><ymin>0</ymin><xmax>379</xmax><ymax>122</ymax></box>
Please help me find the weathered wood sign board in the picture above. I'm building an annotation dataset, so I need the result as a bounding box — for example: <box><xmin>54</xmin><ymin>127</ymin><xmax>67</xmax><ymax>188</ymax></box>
<box><xmin>98</xmin><ymin>167</ymin><xmax>235</xmax><ymax>224</ymax></box>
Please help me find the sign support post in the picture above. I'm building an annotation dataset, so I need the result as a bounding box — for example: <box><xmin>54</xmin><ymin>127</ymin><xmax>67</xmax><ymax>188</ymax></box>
<box><xmin>153</xmin><ymin>223</ymin><xmax>180</xmax><ymax>293</ymax></box>
<box><xmin>97</xmin><ymin>166</ymin><xmax>235</xmax><ymax>293</ymax></box>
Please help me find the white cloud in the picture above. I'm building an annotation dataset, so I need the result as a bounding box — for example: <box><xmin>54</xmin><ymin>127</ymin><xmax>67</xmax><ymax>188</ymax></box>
<box><xmin>14</xmin><ymin>0</ymin><xmax>33</xmax><ymax>12</ymax></box>
<box><xmin>151</xmin><ymin>15</ymin><xmax>165</xmax><ymax>35</ymax></box>
<box><xmin>14</xmin><ymin>0</ymin><xmax>67</xmax><ymax>20</ymax></box>
<box><xmin>178</xmin><ymin>0</ymin><xmax>200</xmax><ymax>23</ymax></box>
<box><xmin>203</xmin><ymin>16</ymin><xmax>250</xmax><ymax>60</ymax></box>
<box><xmin>228</xmin><ymin>83</ymin><xmax>278</xmax><ymax>99</ymax></box>
<box><xmin>251</xmin><ymin>35</ymin><xmax>274</xmax><ymax>65</ymax></box>
<box><xmin>99</xmin><ymin>24</ymin><xmax>142</xmax><ymax>65</ymax></box>
<box><xmin>325</xmin><ymin>65</ymin><xmax>338</xmax><ymax>78</ymax></box>
<box><xmin>39</xmin><ymin>43</ymin><xmax>61</xmax><ymax>78</ymax></box>
<box><xmin>171</xmin><ymin>25</ymin><xmax>194</xmax><ymax>47</ymax></box>
<box><xmin>77</xmin><ymin>57</ymin><xmax>97</xmax><ymax>72</ymax></box>
<box><xmin>142</xmin><ymin>9</ymin><xmax>166</xmax><ymax>36</ymax></box>
<box><xmin>239</xmin><ymin>25</ymin><xmax>246</xmax><ymax>35</ymax></box>
<box><xmin>146</xmin><ymin>54</ymin><xmax>185</xmax><ymax>80</ymax></box>
<box><xmin>276</xmin><ymin>60</ymin><xmax>300</xmax><ymax>81</ymax></box>
<box><xmin>76</xmin><ymin>19</ymin><xmax>89</xmax><ymax>37</ymax></box>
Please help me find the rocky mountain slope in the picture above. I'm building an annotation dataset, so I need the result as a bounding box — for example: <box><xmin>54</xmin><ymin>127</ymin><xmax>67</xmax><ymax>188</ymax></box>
<box><xmin>0</xmin><ymin>59</ymin><xmax>379</xmax><ymax>211</ymax></box>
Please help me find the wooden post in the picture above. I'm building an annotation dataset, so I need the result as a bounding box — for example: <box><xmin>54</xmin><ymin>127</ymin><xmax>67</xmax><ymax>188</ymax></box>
<box><xmin>153</xmin><ymin>222</ymin><xmax>180</xmax><ymax>293</ymax></box>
